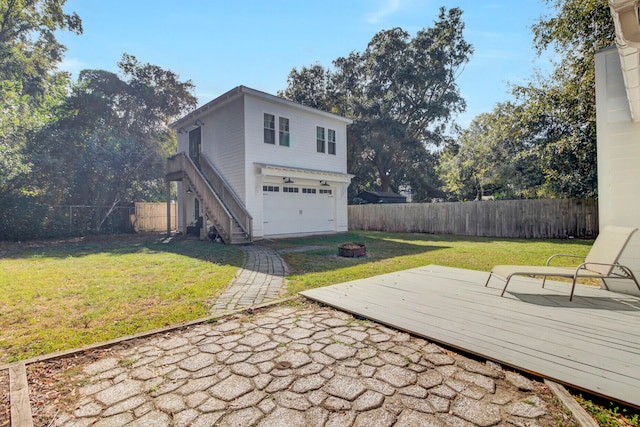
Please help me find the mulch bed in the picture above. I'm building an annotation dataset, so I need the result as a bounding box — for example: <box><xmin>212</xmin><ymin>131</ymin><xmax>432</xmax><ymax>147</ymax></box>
<box><xmin>27</xmin><ymin>351</ymin><xmax>102</xmax><ymax>427</ymax></box>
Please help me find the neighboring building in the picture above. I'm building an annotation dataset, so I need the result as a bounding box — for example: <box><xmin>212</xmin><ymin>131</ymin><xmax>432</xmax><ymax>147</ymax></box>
<box><xmin>355</xmin><ymin>191</ymin><xmax>407</xmax><ymax>204</ymax></box>
<box><xmin>594</xmin><ymin>0</ymin><xmax>640</xmax><ymax>294</ymax></box>
<box><xmin>166</xmin><ymin>86</ymin><xmax>353</xmax><ymax>243</ymax></box>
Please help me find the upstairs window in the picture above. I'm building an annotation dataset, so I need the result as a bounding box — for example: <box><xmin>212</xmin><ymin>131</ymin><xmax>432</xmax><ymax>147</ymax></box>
<box><xmin>264</xmin><ymin>113</ymin><xmax>275</xmax><ymax>144</ymax></box>
<box><xmin>328</xmin><ymin>129</ymin><xmax>336</xmax><ymax>155</ymax></box>
<box><xmin>279</xmin><ymin>117</ymin><xmax>290</xmax><ymax>147</ymax></box>
<box><xmin>316</xmin><ymin>126</ymin><xmax>325</xmax><ymax>153</ymax></box>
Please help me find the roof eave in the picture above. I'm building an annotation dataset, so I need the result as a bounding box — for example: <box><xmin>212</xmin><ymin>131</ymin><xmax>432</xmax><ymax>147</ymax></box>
<box><xmin>609</xmin><ymin>0</ymin><xmax>640</xmax><ymax>122</ymax></box>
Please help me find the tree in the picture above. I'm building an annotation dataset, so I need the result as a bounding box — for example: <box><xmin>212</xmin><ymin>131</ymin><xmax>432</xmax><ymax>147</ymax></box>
<box><xmin>0</xmin><ymin>0</ymin><xmax>82</xmax><ymax>239</ymax></box>
<box><xmin>279</xmin><ymin>64</ymin><xmax>338</xmax><ymax>113</ymax></box>
<box><xmin>281</xmin><ymin>7</ymin><xmax>472</xmax><ymax>201</ymax></box>
<box><xmin>0</xmin><ymin>0</ymin><xmax>82</xmax><ymax>191</ymax></box>
<box><xmin>443</xmin><ymin>0</ymin><xmax>615</xmax><ymax>200</ymax></box>
<box><xmin>513</xmin><ymin>0</ymin><xmax>614</xmax><ymax>197</ymax></box>
<box><xmin>439</xmin><ymin>103</ymin><xmax>544</xmax><ymax>200</ymax></box>
<box><xmin>29</xmin><ymin>55</ymin><xmax>197</xmax><ymax>232</ymax></box>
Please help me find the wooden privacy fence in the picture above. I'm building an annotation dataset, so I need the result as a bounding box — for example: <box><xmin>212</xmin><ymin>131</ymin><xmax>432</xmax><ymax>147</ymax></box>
<box><xmin>349</xmin><ymin>199</ymin><xmax>598</xmax><ymax>238</ymax></box>
<box><xmin>133</xmin><ymin>202</ymin><xmax>176</xmax><ymax>232</ymax></box>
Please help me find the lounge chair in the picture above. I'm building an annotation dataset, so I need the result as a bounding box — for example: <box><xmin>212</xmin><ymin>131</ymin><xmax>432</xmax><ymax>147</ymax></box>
<box><xmin>484</xmin><ymin>226</ymin><xmax>640</xmax><ymax>301</ymax></box>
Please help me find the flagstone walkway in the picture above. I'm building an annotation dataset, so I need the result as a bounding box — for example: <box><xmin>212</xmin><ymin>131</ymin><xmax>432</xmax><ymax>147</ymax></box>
<box><xmin>210</xmin><ymin>245</ymin><xmax>287</xmax><ymax>316</ymax></box>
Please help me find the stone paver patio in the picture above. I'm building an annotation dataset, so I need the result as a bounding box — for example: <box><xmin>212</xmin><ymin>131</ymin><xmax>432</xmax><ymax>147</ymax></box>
<box><xmin>26</xmin><ymin>301</ymin><xmax>576</xmax><ymax>426</ymax></box>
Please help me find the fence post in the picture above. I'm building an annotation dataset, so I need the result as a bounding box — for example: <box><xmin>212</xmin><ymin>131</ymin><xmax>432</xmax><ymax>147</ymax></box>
<box><xmin>166</xmin><ymin>180</ymin><xmax>172</xmax><ymax>235</ymax></box>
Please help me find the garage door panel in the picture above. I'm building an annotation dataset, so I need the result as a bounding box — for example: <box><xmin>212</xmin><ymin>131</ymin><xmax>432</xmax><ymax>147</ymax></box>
<box><xmin>263</xmin><ymin>188</ymin><xmax>334</xmax><ymax>235</ymax></box>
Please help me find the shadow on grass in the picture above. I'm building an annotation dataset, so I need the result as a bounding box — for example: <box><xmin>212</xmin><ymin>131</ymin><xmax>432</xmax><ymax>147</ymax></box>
<box><xmin>0</xmin><ymin>233</ymin><xmax>245</xmax><ymax>268</ymax></box>
<box><xmin>261</xmin><ymin>231</ymin><xmax>449</xmax><ymax>276</ymax></box>
<box><xmin>258</xmin><ymin>231</ymin><xmax>598</xmax><ymax>291</ymax></box>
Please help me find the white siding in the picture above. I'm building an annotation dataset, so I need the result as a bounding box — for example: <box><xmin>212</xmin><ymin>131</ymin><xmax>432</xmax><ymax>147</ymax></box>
<box><xmin>173</xmin><ymin>86</ymin><xmax>352</xmax><ymax>239</ymax></box>
<box><xmin>201</xmin><ymin>96</ymin><xmax>246</xmax><ymax>203</ymax></box>
<box><xmin>243</xmin><ymin>94</ymin><xmax>349</xmax><ymax>238</ymax></box>
<box><xmin>595</xmin><ymin>47</ymin><xmax>640</xmax><ymax>295</ymax></box>
<box><xmin>243</xmin><ymin>95</ymin><xmax>347</xmax><ymax>173</ymax></box>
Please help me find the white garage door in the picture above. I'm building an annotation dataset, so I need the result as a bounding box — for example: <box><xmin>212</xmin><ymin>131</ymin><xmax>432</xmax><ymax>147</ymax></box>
<box><xmin>263</xmin><ymin>185</ymin><xmax>335</xmax><ymax>235</ymax></box>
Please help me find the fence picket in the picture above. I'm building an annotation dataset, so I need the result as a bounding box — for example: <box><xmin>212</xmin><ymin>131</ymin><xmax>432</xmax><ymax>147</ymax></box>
<box><xmin>348</xmin><ymin>199</ymin><xmax>598</xmax><ymax>238</ymax></box>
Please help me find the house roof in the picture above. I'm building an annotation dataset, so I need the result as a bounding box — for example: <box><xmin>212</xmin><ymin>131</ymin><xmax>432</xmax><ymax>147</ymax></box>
<box><xmin>609</xmin><ymin>0</ymin><xmax>640</xmax><ymax>122</ymax></box>
<box><xmin>170</xmin><ymin>85</ymin><xmax>353</xmax><ymax>130</ymax></box>
<box><xmin>356</xmin><ymin>191</ymin><xmax>407</xmax><ymax>203</ymax></box>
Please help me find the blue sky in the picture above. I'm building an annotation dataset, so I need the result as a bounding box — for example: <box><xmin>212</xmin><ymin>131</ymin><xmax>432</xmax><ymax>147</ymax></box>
<box><xmin>57</xmin><ymin>0</ymin><xmax>556</xmax><ymax>127</ymax></box>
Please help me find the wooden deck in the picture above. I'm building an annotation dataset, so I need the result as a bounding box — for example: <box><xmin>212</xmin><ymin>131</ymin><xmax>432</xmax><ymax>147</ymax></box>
<box><xmin>300</xmin><ymin>265</ymin><xmax>640</xmax><ymax>408</ymax></box>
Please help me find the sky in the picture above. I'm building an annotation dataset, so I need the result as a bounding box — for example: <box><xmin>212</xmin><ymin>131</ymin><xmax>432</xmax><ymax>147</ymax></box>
<box><xmin>57</xmin><ymin>0</ymin><xmax>557</xmax><ymax>127</ymax></box>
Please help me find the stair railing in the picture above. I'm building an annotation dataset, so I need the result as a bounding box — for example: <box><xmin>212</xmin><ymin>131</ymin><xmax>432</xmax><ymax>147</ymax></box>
<box><xmin>199</xmin><ymin>153</ymin><xmax>253</xmax><ymax>242</ymax></box>
<box><xmin>167</xmin><ymin>152</ymin><xmax>234</xmax><ymax>243</ymax></box>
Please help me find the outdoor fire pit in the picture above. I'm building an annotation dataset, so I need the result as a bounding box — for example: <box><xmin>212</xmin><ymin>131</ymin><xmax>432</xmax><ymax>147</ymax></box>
<box><xmin>338</xmin><ymin>242</ymin><xmax>367</xmax><ymax>258</ymax></box>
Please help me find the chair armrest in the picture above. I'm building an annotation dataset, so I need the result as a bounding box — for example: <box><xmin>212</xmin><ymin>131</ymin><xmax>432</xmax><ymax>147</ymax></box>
<box><xmin>546</xmin><ymin>254</ymin><xmax>586</xmax><ymax>266</ymax></box>
<box><xmin>577</xmin><ymin>261</ymin><xmax>631</xmax><ymax>275</ymax></box>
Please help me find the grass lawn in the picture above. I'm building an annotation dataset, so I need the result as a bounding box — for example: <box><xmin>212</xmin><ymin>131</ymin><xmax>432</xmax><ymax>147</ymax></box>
<box><xmin>3</xmin><ymin>231</ymin><xmax>638</xmax><ymax>425</ymax></box>
<box><xmin>0</xmin><ymin>231</ymin><xmax>594</xmax><ymax>364</ymax></box>
<box><xmin>0</xmin><ymin>234</ymin><xmax>243</xmax><ymax>364</ymax></box>
<box><xmin>261</xmin><ymin>230</ymin><xmax>595</xmax><ymax>295</ymax></box>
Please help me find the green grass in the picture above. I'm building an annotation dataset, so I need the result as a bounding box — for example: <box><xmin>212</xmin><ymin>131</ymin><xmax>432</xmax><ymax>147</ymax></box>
<box><xmin>2</xmin><ymin>230</ymin><xmax>638</xmax><ymax>425</ymax></box>
<box><xmin>0</xmin><ymin>234</ymin><xmax>243</xmax><ymax>363</ymax></box>
<box><xmin>263</xmin><ymin>231</ymin><xmax>640</xmax><ymax>426</ymax></box>
<box><xmin>575</xmin><ymin>394</ymin><xmax>640</xmax><ymax>427</ymax></box>
<box><xmin>261</xmin><ymin>231</ymin><xmax>595</xmax><ymax>295</ymax></box>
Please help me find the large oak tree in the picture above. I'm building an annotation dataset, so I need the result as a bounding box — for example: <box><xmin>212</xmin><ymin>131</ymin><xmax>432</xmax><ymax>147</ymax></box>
<box><xmin>281</xmin><ymin>7</ymin><xmax>472</xmax><ymax>201</ymax></box>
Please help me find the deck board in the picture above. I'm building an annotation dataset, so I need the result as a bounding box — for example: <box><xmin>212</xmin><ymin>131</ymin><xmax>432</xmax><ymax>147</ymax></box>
<box><xmin>300</xmin><ymin>265</ymin><xmax>640</xmax><ymax>407</ymax></box>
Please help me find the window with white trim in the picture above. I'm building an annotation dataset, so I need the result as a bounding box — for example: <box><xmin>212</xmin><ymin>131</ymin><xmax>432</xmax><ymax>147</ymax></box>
<box><xmin>316</xmin><ymin>126</ymin><xmax>325</xmax><ymax>153</ymax></box>
<box><xmin>264</xmin><ymin>113</ymin><xmax>275</xmax><ymax>144</ymax></box>
<box><xmin>328</xmin><ymin>129</ymin><xmax>336</xmax><ymax>155</ymax></box>
<box><xmin>279</xmin><ymin>117</ymin><xmax>290</xmax><ymax>147</ymax></box>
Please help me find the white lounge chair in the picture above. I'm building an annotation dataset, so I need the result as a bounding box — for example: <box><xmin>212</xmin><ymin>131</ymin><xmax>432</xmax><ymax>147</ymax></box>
<box><xmin>484</xmin><ymin>226</ymin><xmax>640</xmax><ymax>301</ymax></box>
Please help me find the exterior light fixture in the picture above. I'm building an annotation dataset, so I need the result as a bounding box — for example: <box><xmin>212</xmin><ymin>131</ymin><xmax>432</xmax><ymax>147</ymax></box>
<box><xmin>283</xmin><ymin>177</ymin><xmax>294</xmax><ymax>184</ymax></box>
<box><xmin>194</xmin><ymin>119</ymin><xmax>204</xmax><ymax>127</ymax></box>
<box><xmin>320</xmin><ymin>180</ymin><xmax>330</xmax><ymax>186</ymax></box>
<box><xmin>186</xmin><ymin>187</ymin><xmax>193</xmax><ymax>194</ymax></box>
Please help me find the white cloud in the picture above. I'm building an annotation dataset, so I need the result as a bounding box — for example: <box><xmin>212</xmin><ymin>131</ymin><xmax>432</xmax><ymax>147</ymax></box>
<box><xmin>365</xmin><ymin>0</ymin><xmax>403</xmax><ymax>24</ymax></box>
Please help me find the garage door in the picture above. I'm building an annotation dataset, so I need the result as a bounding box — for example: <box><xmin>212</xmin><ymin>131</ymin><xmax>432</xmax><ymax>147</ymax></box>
<box><xmin>263</xmin><ymin>185</ymin><xmax>335</xmax><ymax>235</ymax></box>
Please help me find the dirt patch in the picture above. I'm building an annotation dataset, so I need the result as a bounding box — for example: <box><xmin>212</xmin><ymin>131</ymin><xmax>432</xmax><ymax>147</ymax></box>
<box><xmin>27</xmin><ymin>350</ymin><xmax>114</xmax><ymax>427</ymax></box>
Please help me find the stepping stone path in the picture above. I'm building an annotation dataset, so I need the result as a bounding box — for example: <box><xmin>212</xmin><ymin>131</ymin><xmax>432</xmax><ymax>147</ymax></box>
<box><xmin>210</xmin><ymin>245</ymin><xmax>287</xmax><ymax>315</ymax></box>
<box><xmin>22</xmin><ymin>302</ymin><xmax>576</xmax><ymax>426</ymax></box>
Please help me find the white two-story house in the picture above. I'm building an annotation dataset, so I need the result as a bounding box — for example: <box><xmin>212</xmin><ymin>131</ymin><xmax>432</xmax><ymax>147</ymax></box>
<box><xmin>166</xmin><ymin>86</ymin><xmax>353</xmax><ymax>244</ymax></box>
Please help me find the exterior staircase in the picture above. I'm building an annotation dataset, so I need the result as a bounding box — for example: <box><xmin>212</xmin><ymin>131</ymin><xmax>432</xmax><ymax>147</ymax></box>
<box><xmin>166</xmin><ymin>152</ymin><xmax>252</xmax><ymax>245</ymax></box>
